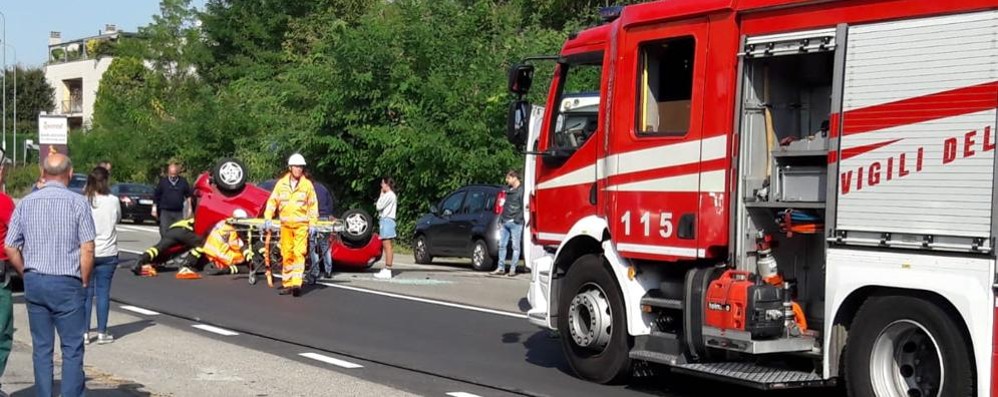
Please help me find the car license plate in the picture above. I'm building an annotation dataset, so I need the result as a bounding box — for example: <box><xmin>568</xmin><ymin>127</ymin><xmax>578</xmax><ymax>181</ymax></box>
<box><xmin>139</xmin><ymin>199</ymin><xmax>153</xmax><ymax>205</ymax></box>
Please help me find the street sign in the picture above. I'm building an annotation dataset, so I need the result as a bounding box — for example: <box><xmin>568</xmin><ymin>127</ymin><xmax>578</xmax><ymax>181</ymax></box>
<box><xmin>38</xmin><ymin>115</ymin><xmax>69</xmax><ymax>145</ymax></box>
<box><xmin>38</xmin><ymin>115</ymin><xmax>69</xmax><ymax>165</ymax></box>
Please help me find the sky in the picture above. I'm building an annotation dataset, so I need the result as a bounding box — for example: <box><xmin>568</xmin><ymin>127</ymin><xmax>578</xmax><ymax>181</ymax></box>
<box><xmin>2</xmin><ymin>0</ymin><xmax>207</xmax><ymax>68</ymax></box>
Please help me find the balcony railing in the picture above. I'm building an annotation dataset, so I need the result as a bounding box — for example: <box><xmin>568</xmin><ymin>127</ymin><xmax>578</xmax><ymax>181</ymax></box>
<box><xmin>61</xmin><ymin>99</ymin><xmax>83</xmax><ymax>114</ymax></box>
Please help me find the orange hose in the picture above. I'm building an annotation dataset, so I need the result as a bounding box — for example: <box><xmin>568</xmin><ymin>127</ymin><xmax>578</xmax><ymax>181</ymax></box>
<box><xmin>791</xmin><ymin>301</ymin><xmax>808</xmax><ymax>332</ymax></box>
<box><xmin>264</xmin><ymin>230</ymin><xmax>274</xmax><ymax>288</ymax></box>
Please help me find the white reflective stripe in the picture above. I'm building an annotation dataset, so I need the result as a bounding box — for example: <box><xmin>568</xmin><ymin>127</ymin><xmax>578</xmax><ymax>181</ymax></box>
<box><xmin>698</xmin><ymin>170</ymin><xmax>726</xmax><ymax>193</ymax></box>
<box><xmin>446</xmin><ymin>393</ymin><xmax>482</xmax><ymax>397</ymax></box>
<box><xmin>537</xmin><ymin>232</ymin><xmax>567</xmax><ymax>241</ymax></box>
<box><xmin>606</xmin><ymin>173</ymin><xmax>699</xmax><ymax>192</ymax></box>
<box><xmin>617</xmin><ymin>243</ymin><xmax>700</xmax><ymax>258</ymax></box>
<box><xmin>535</xmin><ymin>135</ymin><xmax>726</xmax><ymax>191</ymax></box>
<box><xmin>535</xmin><ymin>164</ymin><xmax>597</xmax><ymax>190</ymax></box>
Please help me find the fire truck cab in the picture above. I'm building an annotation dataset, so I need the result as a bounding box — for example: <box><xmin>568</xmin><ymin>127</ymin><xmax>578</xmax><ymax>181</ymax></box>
<box><xmin>507</xmin><ymin>1</ymin><xmax>998</xmax><ymax>396</ymax></box>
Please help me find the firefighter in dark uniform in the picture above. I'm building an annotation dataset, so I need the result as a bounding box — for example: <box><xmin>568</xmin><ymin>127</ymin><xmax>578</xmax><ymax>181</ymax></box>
<box><xmin>131</xmin><ymin>218</ymin><xmax>204</xmax><ymax>276</ymax></box>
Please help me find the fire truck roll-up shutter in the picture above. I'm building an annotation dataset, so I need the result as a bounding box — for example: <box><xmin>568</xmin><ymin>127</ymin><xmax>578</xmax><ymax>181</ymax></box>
<box><xmin>743</xmin><ymin>28</ymin><xmax>836</xmax><ymax>58</ymax></box>
<box><xmin>834</xmin><ymin>10</ymin><xmax>998</xmax><ymax>254</ymax></box>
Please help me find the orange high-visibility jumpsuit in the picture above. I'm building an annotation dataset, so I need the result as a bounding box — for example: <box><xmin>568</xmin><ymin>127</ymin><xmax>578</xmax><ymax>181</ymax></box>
<box><xmin>202</xmin><ymin>221</ymin><xmax>253</xmax><ymax>273</ymax></box>
<box><xmin>264</xmin><ymin>174</ymin><xmax>319</xmax><ymax>289</ymax></box>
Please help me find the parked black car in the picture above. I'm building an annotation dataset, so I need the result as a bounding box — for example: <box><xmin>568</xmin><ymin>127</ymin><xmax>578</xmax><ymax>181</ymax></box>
<box><xmin>414</xmin><ymin>184</ymin><xmax>518</xmax><ymax>271</ymax></box>
<box><xmin>111</xmin><ymin>183</ymin><xmax>156</xmax><ymax>223</ymax></box>
<box><xmin>68</xmin><ymin>173</ymin><xmax>87</xmax><ymax>195</ymax></box>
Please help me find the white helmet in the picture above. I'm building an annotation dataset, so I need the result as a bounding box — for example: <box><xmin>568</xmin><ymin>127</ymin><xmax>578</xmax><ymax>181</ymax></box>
<box><xmin>232</xmin><ymin>209</ymin><xmax>248</xmax><ymax>218</ymax></box>
<box><xmin>288</xmin><ymin>153</ymin><xmax>307</xmax><ymax>167</ymax></box>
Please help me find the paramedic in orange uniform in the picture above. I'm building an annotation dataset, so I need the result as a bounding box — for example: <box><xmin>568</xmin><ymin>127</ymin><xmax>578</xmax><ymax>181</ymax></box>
<box><xmin>263</xmin><ymin>154</ymin><xmax>319</xmax><ymax>297</ymax></box>
<box><xmin>202</xmin><ymin>209</ymin><xmax>255</xmax><ymax>276</ymax></box>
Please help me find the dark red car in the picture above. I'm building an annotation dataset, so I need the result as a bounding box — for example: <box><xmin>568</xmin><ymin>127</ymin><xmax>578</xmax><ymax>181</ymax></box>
<box><xmin>191</xmin><ymin>158</ymin><xmax>383</xmax><ymax>270</ymax></box>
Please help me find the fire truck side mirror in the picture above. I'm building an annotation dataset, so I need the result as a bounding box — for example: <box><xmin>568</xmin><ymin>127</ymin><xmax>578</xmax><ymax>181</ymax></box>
<box><xmin>508</xmin><ymin>64</ymin><xmax>534</xmax><ymax>95</ymax></box>
<box><xmin>507</xmin><ymin>100</ymin><xmax>530</xmax><ymax>148</ymax></box>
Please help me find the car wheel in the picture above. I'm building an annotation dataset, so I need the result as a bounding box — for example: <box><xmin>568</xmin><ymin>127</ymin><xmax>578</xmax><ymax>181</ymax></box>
<box><xmin>845</xmin><ymin>295</ymin><xmax>973</xmax><ymax>397</ymax></box>
<box><xmin>413</xmin><ymin>235</ymin><xmax>433</xmax><ymax>264</ymax></box>
<box><xmin>212</xmin><ymin>158</ymin><xmax>248</xmax><ymax>194</ymax></box>
<box><xmin>558</xmin><ymin>254</ymin><xmax>632</xmax><ymax>384</ymax></box>
<box><xmin>341</xmin><ymin>209</ymin><xmax>374</xmax><ymax>246</ymax></box>
<box><xmin>471</xmin><ymin>239</ymin><xmax>496</xmax><ymax>271</ymax></box>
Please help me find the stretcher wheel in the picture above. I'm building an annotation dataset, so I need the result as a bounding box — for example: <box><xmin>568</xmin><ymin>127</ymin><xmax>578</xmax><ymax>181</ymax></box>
<box><xmin>248</xmin><ymin>271</ymin><xmax>257</xmax><ymax>285</ymax></box>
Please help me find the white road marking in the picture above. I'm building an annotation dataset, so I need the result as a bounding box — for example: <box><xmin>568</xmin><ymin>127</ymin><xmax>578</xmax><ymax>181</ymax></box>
<box><xmin>192</xmin><ymin>324</ymin><xmax>239</xmax><ymax>336</ymax></box>
<box><xmin>119</xmin><ymin>305</ymin><xmax>160</xmax><ymax>316</ymax></box>
<box><xmin>117</xmin><ymin>225</ymin><xmax>159</xmax><ymax>234</ymax></box>
<box><xmin>446</xmin><ymin>393</ymin><xmax>482</xmax><ymax>397</ymax></box>
<box><xmin>299</xmin><ymin>352</ymin><xmax>364</xmax><ymax>369</ymax></box>
<box><xmin>318</xmin><ymin>282</ymin><xmax>528</xmax><ymax>320</ymax></box>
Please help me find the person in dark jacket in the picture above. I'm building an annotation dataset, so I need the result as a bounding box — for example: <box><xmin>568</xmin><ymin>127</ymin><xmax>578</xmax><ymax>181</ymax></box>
<box><xmin>307</xmin><ymin>175</ymin><xmax>336</xmax><ymax>282</ymax></box>
<box><xmin>153</xmin><ymin>161</ymin><xmax>192</xmax><ymax>237</ymax></box>
<box><xmin>493</xmin><ymin>169</ymin><xmax>524</xmax><ymax>277</ymax></box>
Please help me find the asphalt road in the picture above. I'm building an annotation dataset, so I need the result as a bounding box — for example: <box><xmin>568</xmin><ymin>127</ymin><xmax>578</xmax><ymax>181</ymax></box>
<box><xmin>108</xmin><ymin>250</ymin><xmax>842</xmax><ymax>397</ymax></box>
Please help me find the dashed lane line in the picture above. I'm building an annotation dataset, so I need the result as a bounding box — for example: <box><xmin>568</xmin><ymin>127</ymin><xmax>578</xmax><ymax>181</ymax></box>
<box><xmin>299</xmin><ymin>352</ymin><xmax>364</xmax><ymax>369</ymax></box>
<box><xmin>119</xmin><ymin>305</ymin><xmax>160</xmax><ymax>316</ymax></box>
<box><xmin>446</xmin><ymin>393</ymin><xmax>483</xmax><ymax>397</ymax></box>
<box><xmin>192</xmin><ymin>324</ymin><xmax>240</xmax><ymax>336</ymax></box>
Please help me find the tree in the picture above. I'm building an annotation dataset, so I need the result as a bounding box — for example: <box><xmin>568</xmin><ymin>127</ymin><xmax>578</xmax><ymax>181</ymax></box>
<box><xmin>4</xmin><ymin>66</ymin><xmax>55</xmax><ymax>128</ymax></box>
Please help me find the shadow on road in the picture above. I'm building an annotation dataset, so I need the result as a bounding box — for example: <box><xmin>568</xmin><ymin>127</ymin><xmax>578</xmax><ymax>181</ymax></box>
<box><xmin>106</xmin><ymin>319</ymin><xmax>155</xmax><ymax>341</ymax></box>
<box><xmin>12</xmin><ymin>380</ymin><xmax>152</xmax><ymax>397</ymax></box>
<box><xmin>521</xmin><ymin>330</ymin><xmax>573</xmax><ymax>375</ymax></box>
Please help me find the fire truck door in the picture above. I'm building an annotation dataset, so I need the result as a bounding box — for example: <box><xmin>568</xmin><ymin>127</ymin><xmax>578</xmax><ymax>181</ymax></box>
<box><xmin>607</xmin><ymin>19</ymin><xmax>710</xmax><ymax>261</ymax></box>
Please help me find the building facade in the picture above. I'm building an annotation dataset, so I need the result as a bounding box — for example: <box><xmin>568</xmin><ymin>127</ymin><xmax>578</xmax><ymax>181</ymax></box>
<box><xmin>43</xmin><ymin>26</ymin><xmax>132</xmax><ymax>130</ymax></box>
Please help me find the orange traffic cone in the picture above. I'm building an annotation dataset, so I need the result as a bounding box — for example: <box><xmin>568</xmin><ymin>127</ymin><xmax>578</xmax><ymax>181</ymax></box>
<box><xmin>175</xmin><ymin>267</ymin><xmax>202</xmax><ymax>280</ymax></box>
<box><xmin>140</xmin><ymin>265</ymin><xmax>158</xmax><ymax>277</ymax></box>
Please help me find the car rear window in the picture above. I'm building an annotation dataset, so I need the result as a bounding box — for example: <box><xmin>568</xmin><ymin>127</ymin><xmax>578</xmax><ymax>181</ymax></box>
<box><xmin>120</xmin><ymin>185</ymin><xmax>154</xmax><ymax>195</ymax></box>
<box><xmin>462</xmin><ymin>190</ymin><xmax>488</xmax><ymax>214</ymax></box>
<box><xmin>68</xmin><ymin>175</ymin><xmax>87</xmax><ymax>188</ymax></box>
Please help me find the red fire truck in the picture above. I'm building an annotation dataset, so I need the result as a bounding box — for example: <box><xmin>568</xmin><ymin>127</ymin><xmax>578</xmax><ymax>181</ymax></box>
<box><xmin>506</xmin><ymin>1</ymin><xmax>998</xmax><ymax>396</ymax></box>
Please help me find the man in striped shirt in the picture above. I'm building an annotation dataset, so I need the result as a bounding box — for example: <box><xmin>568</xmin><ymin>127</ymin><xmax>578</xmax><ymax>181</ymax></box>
<box><xmin>5</xmin><ymin>154</ymin><xmax>95</xmax><ymax>397</ymax></box>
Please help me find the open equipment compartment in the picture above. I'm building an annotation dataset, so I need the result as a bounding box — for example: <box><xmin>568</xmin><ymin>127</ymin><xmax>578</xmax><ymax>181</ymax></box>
<box><xmin>734</xmin><ymin>27</ymin><xmax>842</xmax><ymax>331</ymax></box>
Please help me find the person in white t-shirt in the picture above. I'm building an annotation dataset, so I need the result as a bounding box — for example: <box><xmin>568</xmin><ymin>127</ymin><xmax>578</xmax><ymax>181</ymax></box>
<box><xmin>83</xmin><ymin>167</ymin><xmax>121</xmax><ymax>345</ymax></box>
<box><xmin>374</xmin><ymin>176</ymin><xmax>397</xmax><ymax>280</ymax></box>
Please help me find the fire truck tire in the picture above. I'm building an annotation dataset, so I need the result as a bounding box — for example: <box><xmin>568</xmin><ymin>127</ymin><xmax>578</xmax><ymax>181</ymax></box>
<box><xmin>557</xmin><ymin>254</ymin><xmax>631</xmax><ymax>384</ymax></box>
<box><xmin>845</xmin><ymin>295</ymin><xmax>973</xmax><ymax>397</ymax></box>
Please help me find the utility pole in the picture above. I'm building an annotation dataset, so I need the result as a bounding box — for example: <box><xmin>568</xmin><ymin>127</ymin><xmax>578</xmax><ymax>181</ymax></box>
<box><xmin>0</xmin><ymin>11</ymin><xmax>6</xmax><ymax>164</ymax></box>
<box><xmin>4</xmin><ymin>44</ymin><xmax>15</xmax><ymax>166</ymax></box>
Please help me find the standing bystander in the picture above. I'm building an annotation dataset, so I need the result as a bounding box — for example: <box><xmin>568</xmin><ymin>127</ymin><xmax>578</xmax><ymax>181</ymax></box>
<box><xmin>4</xmin><ymin>154</ymin><xmax>96</xmax><ymax>397</ymax></box>
<box><xmin>492</xmin><ymin>170</ymin><xmax>524</xmax><ymax>277</ymax></box>
<box><xmin>374</xmin><ymin>177</ymin><xmax>397</xmax><ymax>280</ymax></box>
<box><xmin>153</xmin><ymin>161</ymin><xmax>192</xmax><ymax>236</ymax></box>
<box><xmin>0</xmin><ymin>159</ymin><xmax>16</xmax><ymax>394</ymax></box>
<box><xmin>83</xmin><ymin>167</ymin><xmax>121</xmax><ymax>345</ymax></box>
<box><xmin>308</xmin><ymin>177</ymin><xmax>336</xmax><ymax>283</ymax></box>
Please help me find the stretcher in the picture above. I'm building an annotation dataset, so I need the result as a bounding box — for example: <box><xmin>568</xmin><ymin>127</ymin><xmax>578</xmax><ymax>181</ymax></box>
<box><xmin>225</xmin><ymin>218</ymin><xmax>344</xmax><ymax>286</ymax></box>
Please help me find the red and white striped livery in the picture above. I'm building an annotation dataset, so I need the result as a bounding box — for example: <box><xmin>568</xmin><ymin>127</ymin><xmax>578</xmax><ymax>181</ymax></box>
<box><xmin>508</xmin><ymin>0</ymin><xmax>998</xmax><ymax>396</ymax></box>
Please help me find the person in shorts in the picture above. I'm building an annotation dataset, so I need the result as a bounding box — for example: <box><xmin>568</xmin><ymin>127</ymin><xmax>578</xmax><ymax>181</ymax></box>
<box><xmin>374</xmin><ymin>177</ymin><xmax>397</xmax><ymax>279</ymax></box>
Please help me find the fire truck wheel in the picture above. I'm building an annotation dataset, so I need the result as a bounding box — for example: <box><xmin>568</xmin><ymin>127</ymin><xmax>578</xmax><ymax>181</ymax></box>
<box><xmin>557</xmin><ymin>254</ymin><xmax>631</xmax><ymax>384</ymax></box>
<box><xmin>470</xmin><ymin>239</ymin><xmax>496</xmax><ymax>271</ymax></box>
<box><xmin>845</xmin><ymin>295</ymin><xmax>973</xmax><ymax>397</ymax></box>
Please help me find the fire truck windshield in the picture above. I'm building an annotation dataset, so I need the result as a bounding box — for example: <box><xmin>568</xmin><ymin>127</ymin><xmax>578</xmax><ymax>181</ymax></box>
<box><xmin>550</xmin><ymin>59</ymin><xmax>602</xmax><ymax>152</ymax></box>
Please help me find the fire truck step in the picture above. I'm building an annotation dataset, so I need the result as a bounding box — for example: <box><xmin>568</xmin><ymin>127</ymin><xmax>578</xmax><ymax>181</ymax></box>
<box><xmin>671</xmin><ymin>362</ymin><xmax>830</xmax><ymax>390</ymax></box>
<box><xmin>629</xmin><ymin>349</ymin><xmax>682</xmax><ymax>366</ymax></box>
<box><xmin>640</xmin><ymin>295</ymin><xmax>683</xmax><ymax>310</ymax></box>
